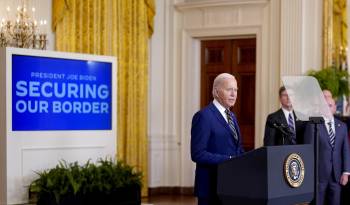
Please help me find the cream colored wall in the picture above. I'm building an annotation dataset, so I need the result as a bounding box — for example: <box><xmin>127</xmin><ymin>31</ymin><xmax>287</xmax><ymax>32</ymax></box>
<box><xmin>149</xmin><ymin>0</ymin><xmax>189</xmax><ymax>187</ymax></box>
<box><xmin>302</xmin><ymin>0</ymin><xmax>323</xmax><ymax>73</ymax></box>
<box><xmin>148</xmin><ymin>0</ymin><xmax>324</xmax><ymax>188</ymax></box>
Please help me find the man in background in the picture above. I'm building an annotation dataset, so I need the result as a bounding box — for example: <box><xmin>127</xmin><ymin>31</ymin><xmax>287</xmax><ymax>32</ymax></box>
<box><xmin>323</xmin><ymin>89</ymin><xmax>333</xmax><ymax>100</ymax></box>
<box><xmin>304</xmin><ymin>95</ymin><xmax>350</xmax><ymax>205</ymax></box>
<box><xmin>264</xmin><ymin>86</ymin><xmax>305</xmax><ymax>146</ymax></box>
<box><xmin>191</xmin><ymin>73</ymin><xmax>244</xmax><ymax>205</ymax></box>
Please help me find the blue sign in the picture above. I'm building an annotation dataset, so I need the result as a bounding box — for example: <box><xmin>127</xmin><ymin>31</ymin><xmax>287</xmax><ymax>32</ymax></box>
<box><xmin>12</xmin><ymin>55</ymin><xmax>112</xmax><ymax>130</ymax></box>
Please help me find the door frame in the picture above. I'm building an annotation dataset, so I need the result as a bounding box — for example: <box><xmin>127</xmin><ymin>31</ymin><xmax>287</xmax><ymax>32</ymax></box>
<box><xmin>180</xmin><ymin>27</ymin><xmax>264</xmax><ymax>148</ymax></box>
<box><xmin>200</xmin><ymin>38</ymin><xmax>257</xmax><ymax>151</ymax></box>
<box><xmin>175</xmin><ymin>0</ymin><xmax>281</xmax><ymax>187</ymax></box>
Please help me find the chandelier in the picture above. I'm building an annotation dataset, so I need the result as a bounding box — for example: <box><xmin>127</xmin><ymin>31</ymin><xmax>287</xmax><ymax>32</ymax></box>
<box><xmin>0</xmin><ymin>0</ymin><xmax>48</xmax><ymax>49</ymax></box>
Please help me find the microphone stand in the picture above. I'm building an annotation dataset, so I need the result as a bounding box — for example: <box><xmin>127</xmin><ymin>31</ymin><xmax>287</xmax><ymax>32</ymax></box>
<box><xmin>272</xmin><ymin>123</ymin><xmax>294</xmax><ymax>145</ymax></box>
<box><xmin>309</xmin><ymin>116</ymin><xmax>324</xmax><ymax>205</ymax></box>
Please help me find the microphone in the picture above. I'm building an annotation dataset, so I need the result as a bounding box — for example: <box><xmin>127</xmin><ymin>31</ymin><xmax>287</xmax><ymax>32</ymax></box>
<box><xmin>269</xmin><ymin>121</ymin><xmax>294</xmax><ymax>136</ymax></box>
<box><xmin>268</xmin><ymin>120</ymin><xmax>296</xmax><ymax>145</ymax></box>
<box><xmin>268</xmin><ymin>120</ymin><xmax>283</xmax><ymax>128</ymax></box>
<box><xmin>271</xmin><ymin>121</ymin><xmax>283</xmax><ymax>127</ymax></box>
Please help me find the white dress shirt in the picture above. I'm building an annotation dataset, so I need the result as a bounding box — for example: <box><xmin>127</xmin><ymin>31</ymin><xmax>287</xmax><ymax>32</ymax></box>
<box><xmin>281</xmin><ymin>107</ymin><xmax>294</xmax><ymax>128</ymax></box>
<box><xmin>213</xmin><ymin>99</ymin><xmax>229</xmax><ymax>123</ymax></box>
<box><xmin>323</xmin><ymin>117</ymin><xmax>335</xmax><ymax>135</ymax></box>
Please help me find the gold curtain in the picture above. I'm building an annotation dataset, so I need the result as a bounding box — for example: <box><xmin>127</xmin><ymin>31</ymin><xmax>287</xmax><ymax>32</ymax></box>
<box><xmin>323</xmin><ymin>0</ymin><xmax>348</xmax><ymax>68</ymax></box>
<box><xmin>52</xmin><ymin>0</ymin><xmax>155</xmax><ymax>196</ymax></box>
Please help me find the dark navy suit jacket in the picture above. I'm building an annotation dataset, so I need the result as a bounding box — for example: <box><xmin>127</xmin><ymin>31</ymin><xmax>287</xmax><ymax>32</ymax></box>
<box><xmin>304</xmin><ymin>118</ymin><xmax>350</xmax><ymax>183</ymax></box>
<box><xmin>264</xmin><ymin>109</ymin><xmax>306</xmax><ymax>146</ymax></box>
<box><xmin>191</xmin><ymin>102</ymin><xmax>244</xmax><ymax>198</ymax></box>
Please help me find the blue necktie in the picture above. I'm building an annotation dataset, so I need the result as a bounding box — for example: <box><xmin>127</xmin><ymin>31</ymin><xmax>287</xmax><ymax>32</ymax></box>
<box><xmin>225</xmin><ymin>109</ymin><xmax>238</xmax><ymax>140</ymax></box>
<box><xmin>288</xmin><ymin>113</ymin><xmax>296</xmax><ymax>144</ymax></box>
<box><xmin>288</xmin><ymin>113</ymin><xmax>295</xmax><ymax>132</ymax></box>
<box><xmin>328</xmin><ymin>121</ymin><xmax>335</xmax><ymax>147</ymax></box>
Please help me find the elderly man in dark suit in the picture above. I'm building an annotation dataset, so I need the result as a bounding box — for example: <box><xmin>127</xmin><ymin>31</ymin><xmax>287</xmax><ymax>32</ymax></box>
<box><xmin>191</xmin><ymin>73</ymin><xmax>244</xmax><ymax>205</ymax></box>
<box><xmin>304</xmin><ymin>96</ymin><xmax>350</xmax><ymax>205</ymax></box>
<box><xmin>264</xmin><ymin>86</ymin><xmax>305</xmax><ymax>146</ymax></box>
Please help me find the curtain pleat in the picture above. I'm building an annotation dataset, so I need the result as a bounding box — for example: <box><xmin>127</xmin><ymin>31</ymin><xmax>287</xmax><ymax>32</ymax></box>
<box><xmin>323</xmin><ymin>0</ymin><xmax>347</xmax><ymax>68</ymax></box>
<box><xmin>53</xmin><ymin>0</ymin><xmax>154</xmax><ymax>196</ymax></box>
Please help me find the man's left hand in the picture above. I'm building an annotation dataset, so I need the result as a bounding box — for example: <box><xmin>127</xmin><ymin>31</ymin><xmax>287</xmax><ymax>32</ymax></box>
<box><xmin>340</xmin><ymin>174</ymin><xmax>349</xmax><ymax>186</ymax></box>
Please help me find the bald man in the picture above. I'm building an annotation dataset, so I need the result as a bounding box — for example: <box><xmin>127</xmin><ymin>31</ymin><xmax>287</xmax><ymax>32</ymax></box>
<box><xmin>323</xmin><ymin>89</ymin><xmax>333</xmax><ymax>100</ymax></box>
<box><xmin>191</xmin><ymin>73</ymin><xmax>244</xmax><ymax>205</ymax></box>
<box><xmin>304</xmin><ymin>96</ymin><xmax>350</xmax><ymax>205</ymax></box>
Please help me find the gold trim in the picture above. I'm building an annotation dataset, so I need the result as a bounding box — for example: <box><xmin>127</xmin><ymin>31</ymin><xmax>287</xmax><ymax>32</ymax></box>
<box><xmin>323</xmin><ymin>0</ymin><xmax>333</xmax><ymax>68</ymax></box>
<box><xmin>284</xmin><ymin>153</ymin><xmax>305</xmax><ymax>188</ymax></box>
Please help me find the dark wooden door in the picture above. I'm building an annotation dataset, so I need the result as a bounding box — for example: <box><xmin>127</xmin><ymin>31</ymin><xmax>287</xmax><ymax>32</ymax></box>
<box><xmin>201</xmin><ymin>38</ymin><xmax>256</xmax><ymax>151</ymax></box>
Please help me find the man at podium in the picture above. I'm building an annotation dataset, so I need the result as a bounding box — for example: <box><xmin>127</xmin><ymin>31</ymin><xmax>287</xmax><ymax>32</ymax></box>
<box><xmin>191</xmin><ymin>73</ymin><xmax>244</xmax><ymax>205</ymax></box>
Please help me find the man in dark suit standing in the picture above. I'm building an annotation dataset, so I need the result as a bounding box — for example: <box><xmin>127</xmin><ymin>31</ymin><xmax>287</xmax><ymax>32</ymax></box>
<box><xmin>304</xmin><ymin>96</ymin><xmax>350</xmax><ymax>205</ymax></box>
<box><xmin>191</xmin><ymin>73</ymin><xmax>244</xmax><ymax>205</ymax></box>
<box><xmin>264</xmin><ymin>86</ymin><xmax>304</xmax><ymax>146</ymax></box>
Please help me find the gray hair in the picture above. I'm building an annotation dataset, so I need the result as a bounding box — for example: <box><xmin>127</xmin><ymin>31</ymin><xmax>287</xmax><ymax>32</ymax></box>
<box><xmin>212</xmin><ymin>73</ymin><xmax>236</xmax><ymax>99</ymax></box>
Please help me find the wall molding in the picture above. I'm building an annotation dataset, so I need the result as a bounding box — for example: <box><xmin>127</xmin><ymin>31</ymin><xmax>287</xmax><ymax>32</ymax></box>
<box><xmin>175</xmin><ymin>0</ymin><xmax>275</xmax><ymax>151</ymax></box>
<box><xmin>175</xmin><ymin>0</ymin><xmax>269</xmax><ymax>11</ymax></box>
<box><xmin>280</xmin><ymin>0</ymin><xmax>303</xmax><ymax>76</ymax></box>
<box><xmin>185</xmin><ymin>26</ymin><xmax>262</xmax><ymax>38</ymax></box>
